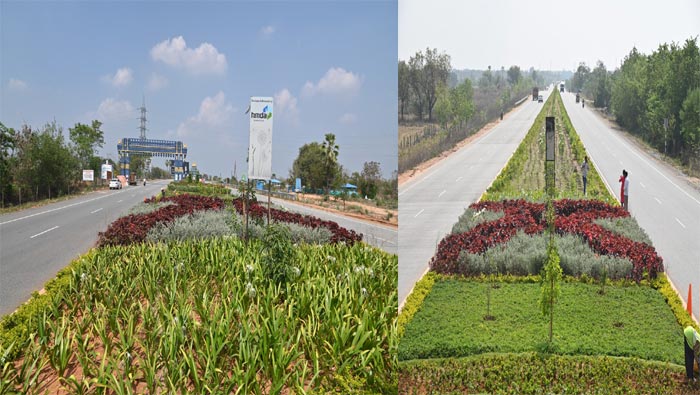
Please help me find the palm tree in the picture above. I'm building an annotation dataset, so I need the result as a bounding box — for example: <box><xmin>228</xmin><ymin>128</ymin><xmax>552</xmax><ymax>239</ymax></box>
<box><xmin>322</xmin><ymin>133</ymin><xmax>339</xmax><ymax>195</ymax></box>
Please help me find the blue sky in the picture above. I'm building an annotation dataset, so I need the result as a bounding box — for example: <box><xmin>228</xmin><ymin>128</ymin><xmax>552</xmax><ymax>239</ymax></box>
<box><xmin>1</xmin><ymin>1</ymin><xmax>397</xmax><ymax>180</ymax></box>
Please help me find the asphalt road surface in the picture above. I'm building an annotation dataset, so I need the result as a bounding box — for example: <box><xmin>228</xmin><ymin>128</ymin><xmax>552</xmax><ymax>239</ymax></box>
<box><xmin>264</xmin><ymin>195</ymin><xmax>398</xmax><ymax>255</ymax></box>
<box><xmin>0</xmin><ymin>180</ymin><xmax>170</xmax><ymax>317</ymax></box>
<box><xmin>398</xmin><ymin>90</ymin><xmax>552</xmax><ymax>306</ymax></box>
<box><xmin>562</xmin><ymin>92</ymin><xmax>700</xmax><ymax>321</ymax></box>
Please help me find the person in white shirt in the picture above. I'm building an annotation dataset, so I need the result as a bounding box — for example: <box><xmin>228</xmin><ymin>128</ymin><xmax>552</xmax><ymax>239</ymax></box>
<box><xmin>622</xmin><ymin>170</ymin><xmax>629</xmax><ymax>210</ymax></box>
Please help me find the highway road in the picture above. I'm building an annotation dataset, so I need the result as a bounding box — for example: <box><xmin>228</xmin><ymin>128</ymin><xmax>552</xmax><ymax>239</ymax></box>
<box><xmin>398</xmin><ymin>89</ymin><xmax>552</xmax><ymax>306</ymax></box>
<box><xmin>0</xmin><ymin>180</ymin><xmax>170</xmax><ymax>317</ymax></box>
<box><xmin>562</xmin><ymin>92</ymin><xmax>700</xmax><ymax>321</ymax></box>
<box><xmin>268</xmin><ymin>196</ymin><xmax>397</xmax><ymax>255</ymax></box>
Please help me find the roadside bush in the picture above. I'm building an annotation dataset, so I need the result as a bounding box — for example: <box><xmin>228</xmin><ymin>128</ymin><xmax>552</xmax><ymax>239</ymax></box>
<box><xmin>457</xmin><ymin>231</ymin><xmax>633</xmax><ymax>279</ymax></box>
<box><xmin>451</xmin><ymin>207</ymin><xmax>504</xmax><ymax>235</ymax></box>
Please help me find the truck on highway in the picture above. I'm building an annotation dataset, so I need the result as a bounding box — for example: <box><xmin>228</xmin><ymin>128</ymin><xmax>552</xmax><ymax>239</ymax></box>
<box><xmin>576</xmin><ymin>92</ymin><xmax>580</xmax><ymax>103</ymax></box>
<box><xmin>128</xmin><ymin>173</ymin><xmax>138</xmax><ymax>186</ymax></box>
<box><xmin>559</xmin><ymin>82</ymin><xmax>565</xmax><ymax>92</ymax></box>
<box><xmin>532</xmin><ymin>87</ymin><xmax>539</xmax><ymax>101</ymax></box>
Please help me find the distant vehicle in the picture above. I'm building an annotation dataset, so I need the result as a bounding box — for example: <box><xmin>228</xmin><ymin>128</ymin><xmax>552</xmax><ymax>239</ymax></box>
<box><xmin>538</xmin><ymin>95</ymin><xmax>543</xmax><ymax>103</ymax></box>
<box><xmin>576</xmin><ymin>92</ymin><xmax>581</xmax><ymax>103</ymax></box>
<box><xmin>532</xmin><ymin>87</ymin><xmax>539</xmax><ymax>101</ymax></box>
<box><xmin>109</xmin><ymin>178</ymin><xmax>122</xmax><ymax>190</ymax></box>
<box><xmin>559</xmin><ymin>82</ymin><xmax>565</xmax><ymax>92</ymax></box>
<box><xmin>143</xmin><ymin>179</ymin><xmax>147</xmax><ymax>186</ymax></box>
<box><xmin>128</xmin><ymin>173</ymin><xmax>138</xmax><ymax>186</ymax></box>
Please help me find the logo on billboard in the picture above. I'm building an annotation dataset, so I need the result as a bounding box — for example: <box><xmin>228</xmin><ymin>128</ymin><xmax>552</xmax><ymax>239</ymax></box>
<box><xmin>251</xmin><ymin>105</ymin><xmax>272</xmax><ymax>120</ymax></box>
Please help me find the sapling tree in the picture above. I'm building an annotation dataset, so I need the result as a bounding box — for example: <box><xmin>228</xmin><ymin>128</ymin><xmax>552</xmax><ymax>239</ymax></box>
<box><xmin>540</xmin><ymin>237</ymin><xmax>562</xmax><ymax>344</ymax></box>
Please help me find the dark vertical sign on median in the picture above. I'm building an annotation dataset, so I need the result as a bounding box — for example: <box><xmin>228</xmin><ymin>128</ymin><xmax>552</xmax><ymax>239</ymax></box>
<box><xmin>545</xmin><ymin>116</ymin><xmax>555</xmax><ymax>198</ymax></box>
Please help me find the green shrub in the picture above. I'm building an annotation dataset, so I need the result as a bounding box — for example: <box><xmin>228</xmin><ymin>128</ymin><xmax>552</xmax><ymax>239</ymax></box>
<box><xmin>457</xmin><ymin>231</ymin><xmax>633</xmax><ymax>279</ymax></box>
<box><xmin>398</xmin><ymin>272</ymin><xmax>437</xmax><ymax>340</ymax></box>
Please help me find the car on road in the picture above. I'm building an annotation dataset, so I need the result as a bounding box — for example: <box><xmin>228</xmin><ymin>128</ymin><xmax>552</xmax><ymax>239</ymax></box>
<box><xmin>538</xmin><ymin>95</ymin><xmax>543</xmax><ymax>103</ymax></box>
<box><xmin>109</xmin><ymin>178</ymin><xmax>122</xmax><ymax>190</ymax></box>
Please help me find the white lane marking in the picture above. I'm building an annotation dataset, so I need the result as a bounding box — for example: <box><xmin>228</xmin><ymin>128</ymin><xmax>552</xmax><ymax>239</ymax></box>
<box><xmin>619</xmin><ymin>160</ymin><xmax>623</xmax><ymax>165</ymax></box>
<box><xmin>639</xmin><ymin>182</ymin><xmax>646</xmax><ymax>189</ymax></box>
<box><xmin>90</xmin><ymin>208</ymin><xmax>103</xmax><ymax>214</ymax></box>
<box><xmin>438</xmin><ymin>190</ymin><xmax>446</xmax><ymax>198</ymax></box>
<box><xmin>414</xmin><ymin>209</ymin><xmax>425</xmax><ymax>218</ymax></box>
<box><xmin>30</xmin><ymin>226</ymin><xmax>59</xmax><ymax>239</ymax></box>
<box><xmin>117</xmin><ymin>200</ymin><xmax>123</xmax><ymax>203</ymax></box>
<box><xmin>0</xmin><ymin>190</ymin><xmax>126</xmax><ymax>226</ymax></box>
<box><xmin>455</xmin><ymin>176</ymin><xmax>463</xmax><ymax>182</ymax></box>
<box><xmin>675</xmin><ymin>218</ymin><xmax>686</xmax><ymax>229</ymax></box>
<box><xmin>654</xmin><ymin>197</ymin><xmax>662</xmax><ymax>205</ymax></box>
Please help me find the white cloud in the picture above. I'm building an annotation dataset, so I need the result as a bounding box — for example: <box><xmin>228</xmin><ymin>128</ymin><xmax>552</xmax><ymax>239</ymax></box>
<box><xmin>274</xmin><ymin>88</ymin><xmax>299</xmax><ymax>124</ymax></box>
<box><xmin>150</xmin><ymin>36</ymin><xmax>227</xmax><ymax>75</ymax></box>
<box><xmin>261</xmin><ymin>25</ymin><xmax>275</xmax><ymax>37</ymax></box>
<box><xmin>302</xmin><ymin>67</ymin><xmax>362</xmax><ymax>97</ymax></box>
<box><xmin>94</xmin><ymin>98</ymin><xmax>135</xmax><ymax>121</ymax></box>
<box><xmin>176</xmin><ymin>91</ymin><xmax>234</xmax><ymax>138</ymax></box>
<box><xmin>147</xmin><ymin>73</ymin><xmax>169</xmax><ymax>91</ymax></box>
<box><xmin>8</xmin><ymin>78</ymin><xmax>27</xmax><ymax>91</ymax></box>
<box><xmin>339</xmin><ymin>113</ymin><xmax>357</xmax><ymax>124</ymax></box>
<box><xmin>102</xmin><ymin>67</ymin><xmax>133</xmax><ymax>87</ymax></box>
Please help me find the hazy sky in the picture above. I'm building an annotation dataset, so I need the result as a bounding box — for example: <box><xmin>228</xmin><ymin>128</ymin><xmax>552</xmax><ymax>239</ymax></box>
<box><xmin>1</xmin><ymin>1</ymin><xmax>397</xmax><ymax>179</ymax></box>
<box><xmin>399</xmin><ymin>0</ymin><xmax>700</xmax><ymax>71</ymax></box>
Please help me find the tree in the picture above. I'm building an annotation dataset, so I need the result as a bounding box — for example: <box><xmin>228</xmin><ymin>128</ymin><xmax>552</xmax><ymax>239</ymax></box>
<box><xmin>359</xmin><ymin>161</ymin><xmax>382</xmax><ymax>199</ymax></box>
<box><xmin>292</xmin><ymin>142</ymin><xmax>329</xmax><ymax>191</ymax></box>
<box><xmin>478</xmin><ymin>65</ymin><xmax>494</xmax><ymax>89</ymax></box>
<box><xmin>680</xmin><ymin>88</ymin><xmax>700</xmax><ymax>171</ymax></box>
<box><xmin>407</xmin><ymin>48</ymin><xmax>451</xmax><ymax>121</ymax></box>
<box><xmin>433</xmin><ymin>84</ymin><xmax>453</xmax><ymax>129</ymax></box>
<box><xmin>507</xmin><ymin>65</ymin><xmax>522</xmax><ymax>86</ymax></box>
<box><xmin>322</xmin><ymin>133</ymin><xmax>340</xmax><ymax>194</ymax></box>
<box><xmin>399</xmin><ymin>60</ymin><xmax>411</xmax><ymax>121</ymax></box>
<box><xmin>540</xmin><ymin>239</ymin><xmax>562</xmax><ymax>345</ymax></box>
<box><xmin>611</xmin><ymin>47</ymin><xmax>647</xmax><ymax>134</ymax></box>
<box><xmin>585</xmin><ymin>61</ymin><xmax>611</xmax><ymax>108</ymax></box>
<box><xmin>0</xmin><ymin>122</ymin><xmax>16</xmax><ymax>207</ymax></box>
<box><xmin>570</xmin><ymin>62</ymin><xmax>590</xmax><ymax>93</ymax></box>
<box><xmin>69</xmin><ymin>120</ymin><xmax>104</xmax><ymax>171</ymax></box>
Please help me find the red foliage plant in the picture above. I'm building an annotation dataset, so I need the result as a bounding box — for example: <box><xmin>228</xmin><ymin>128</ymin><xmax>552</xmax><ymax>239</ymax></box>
<box><xmin>98</xmin><ymin>194</ymin><xmax>362</xmax><ymax>247</ymax></box>
<box><xmin>430</xmin><ymin>199</ymin><xmax>663</xmax><ymax>282</ymax></box>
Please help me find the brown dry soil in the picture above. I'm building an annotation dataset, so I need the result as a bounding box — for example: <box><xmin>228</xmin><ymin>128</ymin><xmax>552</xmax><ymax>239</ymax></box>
<box><xmin>271</xmin><ymin>193</ymin><xmax>397</xmax><ymax>228</ymax></box>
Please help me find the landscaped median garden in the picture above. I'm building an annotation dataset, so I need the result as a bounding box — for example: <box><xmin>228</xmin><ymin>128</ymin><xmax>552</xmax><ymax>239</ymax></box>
<box><xmin>0</xmin><ymin>184</ymin><xmax>397</xmax><ymax>394</ymax></box>
<box><xmin>398</xmin><ymin>90</ymin><xmax>700</xmax><ymax>394</ymax></box>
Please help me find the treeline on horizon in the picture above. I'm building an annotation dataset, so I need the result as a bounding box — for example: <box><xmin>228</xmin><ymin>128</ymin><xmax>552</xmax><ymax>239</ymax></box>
<box><xmin>567</xmin><ymin>37</ymin><xmax>700</xmax><ymax>172</ymax></box>
<box><xmin>398</xmin><ymin>48</ymin><xmax>559</xmax><ymax>172</ymax></box>
<box><xmin>0</xmin><ymin>121</ymin><xmax>169</xmax><ymax>208</ymax></box>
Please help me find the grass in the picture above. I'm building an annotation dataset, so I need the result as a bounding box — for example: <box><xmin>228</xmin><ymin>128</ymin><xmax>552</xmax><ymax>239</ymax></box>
<box><xmin>399</xmin><ymin>279</ymin><xmax>683</xmax><ymax>364</ymax></box>
<box><xmin>0</xmin><ymin>238</ymin><xmax>397</xmax><ymax>394</ymax></box>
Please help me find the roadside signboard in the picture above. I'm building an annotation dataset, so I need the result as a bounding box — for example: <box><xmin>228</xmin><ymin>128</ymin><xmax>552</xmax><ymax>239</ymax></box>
<box><xmin>101</xmin><ymin>164</ymin><xmax>113</xmax><ymax>180</ymax></box>
<box><xmin>248</xmin><ymin>97</ymin><xmax>273</xmax><ymax>181</ymax></box>
<box><xmin>82</xmin><ymin>170</ymin><xmax>94</xmax><ymax>182</ymax></box>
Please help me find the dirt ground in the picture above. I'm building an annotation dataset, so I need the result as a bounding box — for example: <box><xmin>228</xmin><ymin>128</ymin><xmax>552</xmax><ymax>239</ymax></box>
<box><xmin>272</xmin><ymin>193</ymin><xmax>397</xmax><ymax>228</ymax></box>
